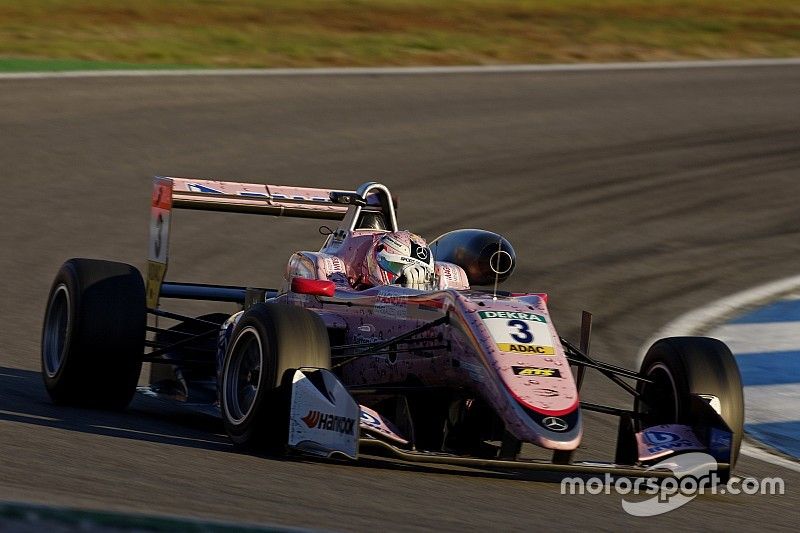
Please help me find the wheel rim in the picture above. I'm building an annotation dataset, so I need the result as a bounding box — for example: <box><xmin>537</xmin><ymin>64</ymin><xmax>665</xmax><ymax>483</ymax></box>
<box><xmin>43</xmin><ymin>284</ymin><xmax>70</xmax><ymax>378</ymax></box>
<box><xmin>223</xmin><ymin>327</ymin><xmax>263</xmax><ymax>424</ymax></box>
<box><xmin>639</xmin><ymin>362</ymin><xmax>679</xmax><ymax>425</ymax></box>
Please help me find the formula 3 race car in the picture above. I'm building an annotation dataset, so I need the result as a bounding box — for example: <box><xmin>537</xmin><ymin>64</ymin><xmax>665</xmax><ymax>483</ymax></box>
<box><xmin>41</xmin><ymin>178</ymin><xmax>745</xmax><ymax>480</ymax></box>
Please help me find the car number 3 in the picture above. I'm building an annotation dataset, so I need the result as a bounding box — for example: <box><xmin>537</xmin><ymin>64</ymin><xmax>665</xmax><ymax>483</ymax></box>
<box><xmin>507</xmin><ymin>319</ymin><xmax>533</xmax><ymax>343</ymax></box>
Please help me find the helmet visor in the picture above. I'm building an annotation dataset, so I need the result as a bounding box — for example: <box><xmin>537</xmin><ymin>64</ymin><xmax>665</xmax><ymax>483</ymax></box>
<box><xmin>377</xmin><ymin>254</ymin><xmax>406</xmax><ymax>276</ymax></box>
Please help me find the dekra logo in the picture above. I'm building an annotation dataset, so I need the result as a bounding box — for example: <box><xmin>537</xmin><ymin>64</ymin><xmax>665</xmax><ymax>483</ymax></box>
<box><xmin>478</xmin><ymin>310</ymin><xmax>546</xmax><ymax>322</ymax></box>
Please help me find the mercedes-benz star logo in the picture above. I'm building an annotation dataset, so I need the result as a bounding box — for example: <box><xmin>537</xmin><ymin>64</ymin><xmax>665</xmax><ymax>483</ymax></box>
<box><xmin>542</xmin><ymin>416</ymin><xmax>568</xmax><ymax>432</ymax></box>
<box><xmin>414</xmin><ymin>246</ymin><xmax>429</xmax><ymax>261</ymax></box>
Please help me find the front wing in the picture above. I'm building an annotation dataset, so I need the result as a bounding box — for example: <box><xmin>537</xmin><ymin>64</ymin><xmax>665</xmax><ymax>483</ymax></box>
<box><xmin>284</xmin><ymin>368</ymin><xmax>734</xmax><ymax>480</ymax></box>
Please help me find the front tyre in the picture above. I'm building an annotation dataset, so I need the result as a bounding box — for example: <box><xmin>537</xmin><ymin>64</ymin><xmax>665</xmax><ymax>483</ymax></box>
<box><xmin>635</xmin><ymin>336</ymin><xmax>744</xmax><ymax>466</ymax></box>
<box><xmin>41</xmin><ymin>258</ymin><xmax>145</xmax><ymax>408</ymax></box>
<box><xmin>220</xmin><ymin>303</ymin><xmax>330</xmax><ymax>451</ymax></box>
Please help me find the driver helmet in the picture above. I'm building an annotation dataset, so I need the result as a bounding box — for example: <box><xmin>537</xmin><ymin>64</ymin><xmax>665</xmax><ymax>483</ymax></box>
<box><xmin>366</xmin><ymin>231</ymin><xmax>435</xmax><ymax>288</ymax></box>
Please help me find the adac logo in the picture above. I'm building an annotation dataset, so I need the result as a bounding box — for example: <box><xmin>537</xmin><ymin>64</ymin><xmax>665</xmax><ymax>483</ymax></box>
<box><xmin>301</xmin><ymin>410</ymin><xmax>356</xmax><ymax>435</ymax></box>
<box><xmin>498</xmin><ymin>343</ymin><xmax>555</xmax><ymax>355</ymax></box>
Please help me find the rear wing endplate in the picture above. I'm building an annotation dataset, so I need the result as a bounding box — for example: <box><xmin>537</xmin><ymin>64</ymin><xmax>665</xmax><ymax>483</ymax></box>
<box><xmin>145</xmin><ymin>176</ymin><xmax>362</xmax><ymax>308</ymax></box>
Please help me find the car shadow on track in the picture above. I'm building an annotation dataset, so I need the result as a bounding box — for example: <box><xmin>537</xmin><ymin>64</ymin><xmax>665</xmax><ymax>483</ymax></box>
<box><xmin>348</xmin><ymin>455</ymin><xmax>577</xmax><ymax>484</ymax></box>
<box><xmin>0</xmin><ymin>365</ymin><xmax>584</xmax><ymax>484</ymax></box>
<box><xmin>0</xmin><ymin>365</ymin><xmax>232</xmax><ymax>452</ymax></box>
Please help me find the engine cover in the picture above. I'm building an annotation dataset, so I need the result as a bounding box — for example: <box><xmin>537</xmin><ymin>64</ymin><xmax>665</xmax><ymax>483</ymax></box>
<box><xmin>429</xmin><ymin>229</ymin><xmax>516</xmax><ymax>286</ymax></box>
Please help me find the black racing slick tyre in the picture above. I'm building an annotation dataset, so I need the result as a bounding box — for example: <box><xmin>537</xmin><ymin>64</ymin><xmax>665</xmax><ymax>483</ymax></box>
<box><xmin>41</xmin><ymin>258</ymin><xmax>146</xmax><ymax>409</ymax></box>
<box><xmin>220</xmin><ymin>303</ymin><xmax>331</xmax><ymax>451</ymax></box>
<box><xmin>635</xmin><ymin>336</ymin><xmax>744</xmax><ymax>466</ymax></box>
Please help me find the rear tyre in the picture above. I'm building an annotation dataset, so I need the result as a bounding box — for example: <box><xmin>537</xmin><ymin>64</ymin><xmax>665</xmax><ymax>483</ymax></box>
<box><xmin>41</xmin><ymin>258</ymin><xmax>145</xmax><ymax>409</ymax></box>
<box><xmin>220</xmin><ymin>303</ymin><xmax>330</xmax><ymax>451</ymax></box>
<box><xmin>635</xmin><ymin>336</ymin><xmax>744</xmax><ymax>466</ymax></box>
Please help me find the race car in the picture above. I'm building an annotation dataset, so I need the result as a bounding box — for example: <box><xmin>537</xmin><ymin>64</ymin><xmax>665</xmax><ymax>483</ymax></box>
<box><xmin>40</xmin><ymin>178</ymin><xmax>744</xmax><ymax>478</ymax></box>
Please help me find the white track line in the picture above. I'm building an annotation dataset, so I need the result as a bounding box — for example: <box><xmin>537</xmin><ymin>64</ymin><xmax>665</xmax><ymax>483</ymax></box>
<box><xmin>743</xmin><ymin>384</ymin><xmax>800</xmax><ymax>424</ymax></box>
<box><xmin>710</xmin><ymin>322</ymin><xmax>800</xmax><ymax>354</ymax></box>
<box><xmin>740</xmin><ymin>443</ymin><xmax>800</xmax><ymax>474</ymax></box>
<box><xmin>640</xmin><ymin>274</ymin><xmax>800</xmax><ymax>472</ymax></box>
<box><xmin>1</xmin><ymin>58</ymin><xmax>799</xmax><ymax>80</ymax></box>
<box><xmin>638</xmin><ymin>274</ymin><xmax>800</xmax><ymax>363</ymax></box>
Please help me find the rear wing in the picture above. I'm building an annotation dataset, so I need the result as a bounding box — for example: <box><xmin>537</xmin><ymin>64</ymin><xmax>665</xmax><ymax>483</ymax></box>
<box><xmin>166</xmin><ymin>177</ymin><xmax>358</xmax><ymax>218</ymax></box>
<box><xmin>146</xmin><ymin>176</ymin><xmax>397</xmax><ymax>308</ymax></box>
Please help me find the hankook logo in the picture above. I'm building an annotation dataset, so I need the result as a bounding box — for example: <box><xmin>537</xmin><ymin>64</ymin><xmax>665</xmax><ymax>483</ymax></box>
<box><xmin>301</xmin><ymin>410</ymin><xmax>355</xmax><ymax>435</ymax></box>
<box><xmin>542</xmin><ymin>416</ymin><xmax>568</xmax><ymax>432</ymax></box>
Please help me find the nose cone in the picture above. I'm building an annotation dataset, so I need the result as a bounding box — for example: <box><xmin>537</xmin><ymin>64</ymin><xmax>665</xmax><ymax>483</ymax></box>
<box><xmin>467</xmin><ymin>297</ymin><xmax>582</xmax><ymax>449</ymax></box>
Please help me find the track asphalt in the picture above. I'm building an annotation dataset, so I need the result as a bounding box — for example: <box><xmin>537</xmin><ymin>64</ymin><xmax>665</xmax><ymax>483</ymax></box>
<box><xmin>1</xmin><ymin>63</ymin><xmax>799</xmax><ymax>531</ymax></box>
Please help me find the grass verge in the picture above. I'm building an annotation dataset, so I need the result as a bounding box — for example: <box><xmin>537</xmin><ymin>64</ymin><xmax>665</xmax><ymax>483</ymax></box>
<box><xmin>0</xmin><ymin>0</ymin><xmax>798</xmax><ymax>70</ymax></box>
<box><xmin>0</xmin><ymin>57</ymin><xmax>192</xmax><ymax>72</ymax></box>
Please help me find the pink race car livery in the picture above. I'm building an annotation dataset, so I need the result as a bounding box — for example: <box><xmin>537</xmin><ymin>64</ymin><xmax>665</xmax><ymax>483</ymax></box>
<box><xmin>41</xmin><ymin>178</ymin><xmax>745</xmax><ymax>478</ymax></box>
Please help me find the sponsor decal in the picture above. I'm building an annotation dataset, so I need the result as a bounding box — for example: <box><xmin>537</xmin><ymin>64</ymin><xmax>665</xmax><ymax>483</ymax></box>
<box><xmin>353</xmin><ymin>334</ymin><xmax>377</xmax><ymax>346</ymax></box>
<box><xmin>359</xmin><ymin>407</ymin><xmax>409</xmax><ymax>444</ymax></box>
<box><xmin>376</xmin><ymin>292</ymin><xmax>407</xmax><ymax>305</ymax></box>
<box><xmin>152</xmin><ymin>180</ymin><xmax>172</xmax><ymax>210</ymax></box>
<box><xmin>145</xmin><ymin>261</ymin><xmax>167</xmax><ymax>309</ymax></box>
<box><xmin>187</xmin><ymin>182</ymin><xmax>331</xmax><ymax>201</ymax></box>
<box><xmin>270</xmin><ymin>193</ymin><xmax>330</xmax><ymax>202</ymax></box>
<box><xmin>411</xmin><ymin>242</ymin><xmax>431</xmax><ymax>263</ymax></box>
<box><xmin>153</xmin><ymin>213</ymin><xmax>164</xmax><ymax>258</ymax></box>
<box><xmin>360</xmin><ymin>410</ymin><xmax>381</xmax><ymax>427</ymax></box>
<box><xmin>375</xmin><ymin>291</ymin><xmax>407</xmax><ymax>318</ymax></box>
<box><xmin>479</xmin><ymin>309</ymin><xmax>556</xmax><ymax>355</ymax></box>
<box><xmin>324</xmin><ymin>256</ymin><xmax>346</xmax><ymax>274</ymax></box>
<box><xmin>512</xmin><ymin>366</ymin><xmax>562</xmax><ymax>377</ymax></box>
<box><xmin>187</xmin><ymin>183</ymin><xmax>223</xmax><ymax>194</ymax></box>
<box><xmin>478</xmin><ymin>311</ymin><xmax>546</xmax><ymax>322</ymax></box>
<box><xmin>542</xmin><ymin>416</ymin><xmax>568</xmax><ymax>432</ymax></box>
<box><xmin>302</xmin><ymin>410</ymin><xmax>356</xmax><ymax>435</ymax></box>
<box><xmin>499</xmin><ymin>343</ymin><xmax>555</xmax><ymax>354</ymax></box>
<box><xmin>148</xmin><ymin>178</ymin><xmax>172</xmax><ymax>307</ymax></box>
<box><xmin>392</xmin><ymin>255</ymin><xmax>419</xmax><ymax>266</ymax></box>
<box><xmin>149</xmin><ymin>204</ymin><xmax>171</xmax><ymax>262</ymax></box>
<box><xmin>644</xmin><ymin>430</ymin><xmax>680</xmax><ymax>445</ymax></box>
<box><xmin>438</xmin><ymin>264</ymin><xmax>467</xmax><ymax>289</ymax></box>
<box><xmin>383</xmin><ymin>235</ymin><xmax>410</xmax><ymax>256</ymax></box>
<box><xmin>638</xmin><ymin>425</ymin><xmax>705</xmax><ymax>457</ymax></box>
